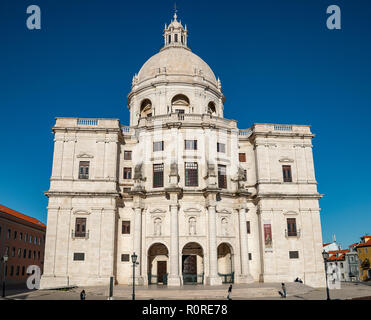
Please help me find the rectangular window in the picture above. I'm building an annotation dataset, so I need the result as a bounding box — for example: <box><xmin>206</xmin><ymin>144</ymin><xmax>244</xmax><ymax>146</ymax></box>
<box><xmin>11</xmin><ymin>247</ymin><xmax>15</xmax><ymax>257</ymax></box>
<box><xmin>7</xmin><ymin>229</ymin><xmax>10</xmax><ymax>239</ymax></box>
<box><xmin>14</xmin><ymin>231</ymin><xmax>17</xmax><ymax>240</ymax></box>
<box><xmin>175</xmin><ymin>34</ymin><xmax>178</xmax><ymax>42</ymax></box>
<box><xmin>175</xmin><ymin>109</ymin><xmax>184</xmax><ymax>114</ymax></box>
<box><xmin>122</xmin><ymin>221</ymin><xmax>130</xmax><ymax>234</ymax></box>
<box><xmin>124</xmin><ymin>151</ymin><xmax>132</xmax><ymax>160</ymax></box>
<box><xmin>123</xmin><ymin>167</ymin><xmax>132</xmax><ymax>179</ymax></box>
<box><xmin>79</xmin><ymin>161</ymin><xmax>90</xmax><ymax>179</ymax></box>
<box><xmin>75</xmin><ymin>218</ymin><xmax>87</xmax><ymax>237</ymax></box>
<box><xmin>282</xmin><ymin>165</ymin><xmax>292</xmax><ymax>182</ymax></box>
<box><xmin>185</xmin><ymin>162</ymin><xmax>198</xmax><ymax>187</ymax></box>
<box><xmin>23</xmin><ymin>249</ymin><xmax>26</xmax><ymax>258</ymax></box>
<box><xmin>287</xmin><ymin>218</ymin><xmax>297</xmax><ymax>236</ymax></box>
<box><xmin>73</xmin><ymin>253</ymin><xmax>85</xmax><ymax>261</ymax></box>
<box><xmin>246</xmin><ymin>221</ymin><xmax>251</xmax><ymax>234</ymax></box>
<box><xmin>239</xmin><ymin>153</ymin><xmax>246</xmax><ymax>162</ymax></box>
<box><xmin>248</xmin><ymin>253</ymin><xmax>252</xmax><ymax>260</ymax></box>
<box><xmin>16</xmin><ymin>266</ymin><xmax>20</xmax><ymax>276</ymax></box>
<box><xmin>29</xmin><ymin>235</ymin><xmax>32</xmax><ymax>243</ymax></box>
<box><xmin>22</xmin><ymin>266</ymin><xmax>25</xmax><ymax>276</ymax></box>
<box><xmin>153</xmin><ymin>163</ymin><xmax>164</xmax><ymax>188</ymax></box>
<box><xmin>185</xmin><ymin>140</ymin><xmax>197</xmax><ymax>150</ymax></box>
<box><xmin>121</xmin><ymin>254</ymin><xmax>130</xmax><ymax>262</ymax></box>
<box><xmin>289</xmin><ymin>251</ymin><xmax>299</xmax><ymax>259</ymax></box>
<box><xmin>218</xmin><ymin>165</ymin><xmax>227</xmax><ymax>189</ymax></box>
<box><xmin>10</xmin><ymin>266</ymin><xmax>14</xmax><ymax>276</ymax></box>
<box><xmin>153</xmin><ymin>141</ymin><xmax>164</xmax><ymax>152</ymax></box>
<box><xmin>217</xmin><ymin>142</ymin><xmax>225</xmax><ymax>153</ymax></box>
<box><xmin>20</xmin><ymin>232</ymin><xmax>23</xmax><ymax>241</ymax></box>
<box><xmin>243</xmin><ymin>169</ymin><xmax>247</xmax><ymax>181</ymax></box>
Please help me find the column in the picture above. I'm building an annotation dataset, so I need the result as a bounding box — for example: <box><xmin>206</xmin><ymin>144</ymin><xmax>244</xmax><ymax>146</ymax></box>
<box><xmin>133</xmin><ymin>207</ymin><xmax>144</xmax><ymax>285</ymax></box>
<box><xmin>168</xmin><ymin>204</ymin><xmax>181</xmax><ymax>286</ymax></box>
<box><xmin>207</xmin><ymin>204</ymin><xmax>222</xmax><ymax>285</ymax></box>
<box><xmin>238</xmin><ymin>207</ymin><xmax>254</xmax><ymax>283</ymax></box>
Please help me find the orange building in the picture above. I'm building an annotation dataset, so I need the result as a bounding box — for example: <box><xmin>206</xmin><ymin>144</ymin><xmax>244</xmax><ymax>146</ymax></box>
<box><xmin>0</xmin><ymin>204</ymin><xmax>46</xmax><ymax>285</ymax></box>
<box><xmin>356</xmin><ymin>235</ymin><xmax>371</xmax><ymax>281</ymax></box>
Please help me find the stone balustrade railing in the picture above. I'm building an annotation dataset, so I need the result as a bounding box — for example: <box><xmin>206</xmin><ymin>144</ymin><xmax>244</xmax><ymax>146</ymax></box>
<box><xmin>253</xmin><ymin>123</ymin><xmax>312</xmax><ymax>135</ymax></box>
<box><xmin>54</xmin><ymin>118</ymin><xmax>120</xmax><ymax>129</ymax></box>
<box><xmin>138</xmin><ymin>113</ymin><xmax>237</xmax><ymax>129</ymax></box>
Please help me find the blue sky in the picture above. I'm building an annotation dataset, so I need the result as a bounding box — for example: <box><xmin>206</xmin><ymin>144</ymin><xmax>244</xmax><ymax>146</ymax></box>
<box><xmin>1</xmin><ymin>0</ymin><xmax>370</xmax><ymax>247</ymax></box>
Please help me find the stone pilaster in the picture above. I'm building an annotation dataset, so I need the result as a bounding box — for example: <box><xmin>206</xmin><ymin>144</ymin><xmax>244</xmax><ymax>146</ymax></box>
<box><xmin>237</xmin><ymin>204</ymin><xmax>254</xmax><ymax>283</ymax></box>
<box><xmin>206</xmin><ymin>197</ymin><xmax>222</xmax><ymax>285</ymax></box>
<box><xmin>132</xmin><ymin>205</ymin><xmax>144</xmax><ymax>285</ymax></box>
<box><xmin>168</xmin><ymin>202</ymin><xmax>181</xmax><ymax>286</ymax></box>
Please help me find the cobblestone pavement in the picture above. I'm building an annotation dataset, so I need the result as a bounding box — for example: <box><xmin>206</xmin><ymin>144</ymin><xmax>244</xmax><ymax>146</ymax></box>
<box><xmin>2</xmin><ymin>282</ymin><xmax>371</xmax><ymax>300</ymax></box>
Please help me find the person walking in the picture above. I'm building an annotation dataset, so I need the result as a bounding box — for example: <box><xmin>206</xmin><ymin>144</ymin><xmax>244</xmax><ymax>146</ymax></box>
<box><xmin>80</xmin><ymin>289</ymin><xmax>86</xmax><ymax>300</ymax></box>
<box><xmin>278</xmin><ymin>283</ymin><xmax>286</xmax><ymax>298</ymax></box>
<box><xmin>227</xmin><ymin>284</ymin><xmax>232</xmax><ymax>300</ymax></box>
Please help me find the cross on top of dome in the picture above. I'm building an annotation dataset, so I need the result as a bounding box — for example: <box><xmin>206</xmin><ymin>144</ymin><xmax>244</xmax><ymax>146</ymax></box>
<box><xmin>163</xmin><ymin>6</ymin><xmax>188</xmax><ymax>49</ymax></box>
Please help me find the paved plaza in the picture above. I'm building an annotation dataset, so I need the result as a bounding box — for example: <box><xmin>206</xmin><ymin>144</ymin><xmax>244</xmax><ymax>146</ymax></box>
<box><xmin>2</xmin><ymin>282</ymin><xmax>371</xmax><ymax>300</ymax></box>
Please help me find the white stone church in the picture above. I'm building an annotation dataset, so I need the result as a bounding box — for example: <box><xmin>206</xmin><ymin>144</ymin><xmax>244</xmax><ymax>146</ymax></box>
<box><xmin>40</xmin><ymin>13</ymin><xmax>326</xmax><ymax>289</ymax></box>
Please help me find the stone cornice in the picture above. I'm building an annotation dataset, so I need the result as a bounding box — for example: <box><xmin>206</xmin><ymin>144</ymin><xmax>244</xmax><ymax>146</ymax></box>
<box><xmin>255</xmin><ymin>193</ymin><xmax>323</xmax><ymax>200</ymax></box>
<box><xmin>44</xmin><ymin>191</ymin><xmax>121</xmax><ymax>198</ymax></box>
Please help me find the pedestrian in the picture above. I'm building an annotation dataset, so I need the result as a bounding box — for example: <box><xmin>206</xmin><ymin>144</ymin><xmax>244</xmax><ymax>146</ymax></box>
<box><xmin>80</xmin><ymin>289</ymin><xmax>86</xmax><ymax>300</ymax></box>
<box><xmin>278</xmin><ymin>283</ymin><xmax>286</xmax><ymax>298</ymax></box>
<box><xmin>227</xmin><ymin>284</ymin><xmax>232</xmax><ymax>300</ymax></box>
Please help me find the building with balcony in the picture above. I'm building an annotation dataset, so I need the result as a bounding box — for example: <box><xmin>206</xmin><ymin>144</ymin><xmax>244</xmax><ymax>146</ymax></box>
<box><xmin>40</xmin><ymin>12</ymin><xmax>325</xmax><ymax>288</ymax></box>
<box><xmin>356</xmin><ymin>235</ymin><xmax>371</xmax><ymax>281</ymax></box>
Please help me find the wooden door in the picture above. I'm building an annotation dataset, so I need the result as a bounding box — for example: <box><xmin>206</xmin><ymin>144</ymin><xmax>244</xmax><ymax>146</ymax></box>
<box><xmin>157</xmin><ymin>261</ymin><xmax>167</xmax><ymax>283</ymax></box>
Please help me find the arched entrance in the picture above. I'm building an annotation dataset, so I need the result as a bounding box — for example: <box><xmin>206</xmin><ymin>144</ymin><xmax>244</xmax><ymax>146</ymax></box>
<box><xmin>217</xmin><ymin>243</ymin><xmax>234</xmax><ymax>283</ymax></box>
<box><xmin>182</xmin><ymin>242</ymin><xmax>204</xmax><ymax>284</ymax></box>
<box><xmin>147</xmin><ymin>243</ymin><xmax>169</xmax><ymax>285</ymax></box>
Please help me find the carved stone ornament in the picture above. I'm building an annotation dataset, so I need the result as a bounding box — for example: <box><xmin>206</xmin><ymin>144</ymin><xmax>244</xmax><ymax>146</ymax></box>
<box><xmin>170</xmin><ymin>162</ymin><xmax>178</xmax><ymax>176</ymax></box>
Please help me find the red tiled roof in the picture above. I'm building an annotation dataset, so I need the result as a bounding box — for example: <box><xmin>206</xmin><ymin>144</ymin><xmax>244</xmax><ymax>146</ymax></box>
<box><xmin>360</xmin><ymin>235</ymin><xmax>371</xmax><ymax>239</ymax></box>
<box><xmin>323</xmin><ymin>243</ymin><xmax>331</xmax><ymax>247</ymax></box>
<box><xmin>329</xmin><ymin>249</ymin><xmax>350</xmax><ymax>254</ymax></box>
<box><xmin>0</xmin><ymin>204</ymin><xmax>46</xmax><ymax>228</ymax></box>
<box><xmin>349</xmin><ymin>243</ymin><xmax>358</xmax><ymax>247</ymax></box>
<box><xmin>329</xmin><ymin>254</ymin><xmax>345</xmax><ymax>261</ymax></box>
<box><xmin>357</xmin><ymin>239</ymin><xmax>371</xmax><ymax>248</ymax></box>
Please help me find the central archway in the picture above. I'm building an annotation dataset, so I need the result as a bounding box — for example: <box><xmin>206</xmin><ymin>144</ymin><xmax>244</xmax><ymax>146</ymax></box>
<box><xmin>147</xmin><ymin>243</ymin><xmax>169</xmax><ymax>285</ymax></box>
<box><xmin>182</xmin><ymin>242</ymin><xmax>204</xmax><ymax>284</ymax></box>
<box><xmin>217</xmin><ymin>243</ymin><xmax>234</xmax><ymax>283</ymax></box>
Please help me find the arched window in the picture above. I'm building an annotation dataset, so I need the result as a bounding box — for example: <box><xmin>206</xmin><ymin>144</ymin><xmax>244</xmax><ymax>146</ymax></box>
<box><xmin>208</xmin><ymin>102</ymin><xmax>216</xmax><ymax>115</ymax></box>
<box><xmin>171</xmin><ymin>94</ymin><xmax>190</xmax><ymax>114</ymax></box>
<box><xmin>140</xmin><ymin>99</ymin><xmax>153</xmax><ymax>118</ymax></box>
<box><xmin>168</xmin><ymin>35</ymin><xmax>171</xmax><ymax>44</ymax></box>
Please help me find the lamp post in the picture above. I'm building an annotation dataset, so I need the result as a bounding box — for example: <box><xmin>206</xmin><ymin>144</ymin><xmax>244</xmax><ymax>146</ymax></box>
<box><xmin>131</xmin><ymin>252</ymin><xmax>138</xmax><ymax>301</ymax></box>
<box><xmin>2</xmin><ymin>255</ymin><xmax>8</xmax><ymax>298</ymax></box>
<box><xmin>322</xmin><ymin>250</ymin><xmax>330</xmax><ymax>300</ymax></box>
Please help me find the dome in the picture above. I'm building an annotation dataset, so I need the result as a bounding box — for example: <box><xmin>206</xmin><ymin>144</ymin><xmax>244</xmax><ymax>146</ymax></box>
<box><xmin>137</xmin><ymin>46</ymin><xmax>218</xmax><ymax>86</ymax></box>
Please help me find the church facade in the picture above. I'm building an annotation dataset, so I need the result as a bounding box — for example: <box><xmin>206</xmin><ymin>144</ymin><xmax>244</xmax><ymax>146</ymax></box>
<box><xmin>40</xmin><ymin>13</ymin><xmax>326</xmax><ymax>289</ymax></box>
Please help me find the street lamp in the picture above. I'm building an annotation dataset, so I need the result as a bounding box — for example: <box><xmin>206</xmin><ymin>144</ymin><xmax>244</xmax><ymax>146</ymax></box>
<box><xmin>131</xmin><ymin>252</ymin><xmax>139</xmax><ymax>301</ymax></box>
<box><xmin>322</xmin><ymin>250</ymin><xmax>330</xmax><ymax>300</ymax></box>
<box><xmin>2</xmin><ymin>255</ymin><xmax>8</xmax><ymax>298</ymax></box>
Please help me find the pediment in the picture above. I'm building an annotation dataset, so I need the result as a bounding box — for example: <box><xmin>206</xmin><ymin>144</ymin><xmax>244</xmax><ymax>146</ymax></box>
<box><xmin>73</xmin><ymin>210</ymin><xmax>91</xmax><ymax>215</ymax></box>
<box><xmin>76</xmin><ymin>153</ymin><xmax>94</xmax><ymax>159</ymax></box>
<box><xmin>283</xmin><ymin>210</ymin><xmax>298</xmax><ymax>216</ymax></box>
<box><xmin>217</xmin><ymin>208</ymin><xmax>232</xmax><ymax>215</ymax></box>
<box><xmin>149</xmin><ymin>208</ymin><xmax>167</xmax><ymax>214</ymax></box>
<box><xmin>279</xmin><ymin>157</ymin><xmax>294</xmax><ymax>163</ymax></box>
<box><xmin>183</xmin><ymin>207</ymin><xmax>202</xmax><ymax>216</ymax></box>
